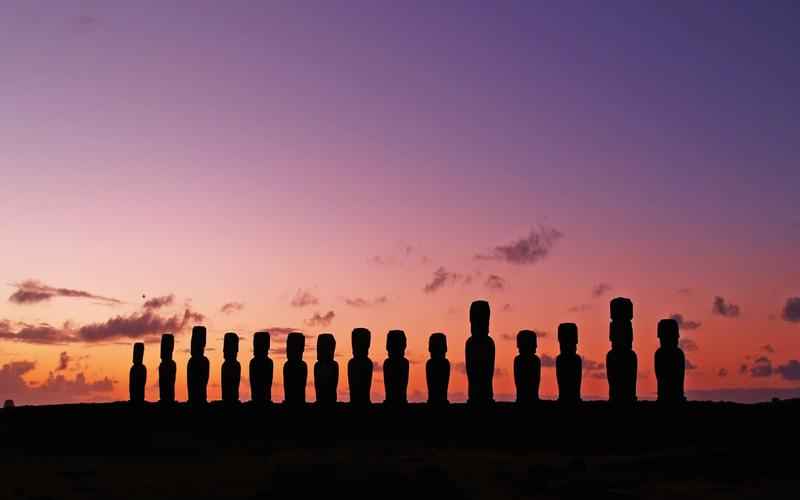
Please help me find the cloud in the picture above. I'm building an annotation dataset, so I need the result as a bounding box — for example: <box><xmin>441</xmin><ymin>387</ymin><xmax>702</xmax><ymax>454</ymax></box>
<box><xmin>0</xmin><ymin>308</ymin><xmax>204</xmax><ymax>344</ymax></box>
<box><xmin>712</xmin><ymin>296</ymin><xmax>741</xmax><ymax>318</ymax></box>
<box><xmin>500</xmin><ymin>330</ymin><xmax>547</xmax><ymax>342</ymax></box>
<box><xmin>56</xmin><ymin>352</ymin><xmax>71</xmax><ymax>371</ymax></box>
<box><xmin>583</xmin><ymin>359</ymin><xmax>605</xmax><ymax>372</ymax></box>
<box><xmin>718</xmin><ymin>368</ymin><xmax>728</xmax><ymax>377</ymax></box>
<box><xmin>750</xmin><ymin>356</ymin><xmax>773</xmax><ymax>377</ymax></box>
<box><xmin>290</xmin><ymin>289</ymin><xmax>319</xmax><ymax>308</ymax></box>
<box><xmin>485</xmin><ymin>275</ymin><xmax>505</xmax><ymax>290</ymax></box>
<box><xmin>0</xmin><ymin>359</ymin><xmax>114</xmax><ymax>405</ymax></box>
<box><xmin>220</xmin><ymin>302</ymin><xmax>244</xmax><ymax>314</ymax></box>
<box><xmin>776</xmin><ymin>360</ymin><xmax>800</xmax><ymax>381</ymax></box>
<box><xmin>679</xmin><ymin>338</ymin><xmax>699</xmax><ymax>352</ymax></box>
<box><xmin>686</xmin><ymin>387</ymin><xmax>800</xmax><ymax>403</ymax></box>
<box><xmin>8</xmin><ymin>279</ymin><xmax>122</xmax><ymax>305</ymax></box>
<box><xmin>670</xmin><ymin>313</ymin><xmax>702</xmax><ymax>331</ymax></box>
<box><xmin>568</xmin><ymin>304</ymin><xmax>591</xmax><ymax>313</ymax></box>
<box><xmin>259</xmin><ymin>327</ymin><xmax>301</xmax><ymax>341</ymax></box>
<box><xmin>541</xmin><ymin>354</ymin><xmax>556</xmax><ymax>368</ymax></box>
<box><xmin>591</xmin><ymin>283</ymin><xmax>612</xmax><ymax>298</ymax></box>
<box><xmin>502</xmin><ymin>303</ymin><xmax>513</xmax><ymax>312</ymax></box>
<box><xmin>761</xmin><ymin>344</ymin><xmax>775</xmax><ymax>353</ymax></box>
<box><xmin>143</xmin><ymin>294</ymin><xmax>174</xmax><ymax>310</ymax></box>
<box><xmin>475</xmin><ymin>226</ymin><xmax>563</xmax><ymax>265</ymax></box>
<box><xmin>344</xmin><ymin>296</ymin><xmax>388</xmax><ymax>308</ymax></box>
<box><xmin>686</xmin><ymin>359</ymin><xmax>698</xmax><ymax>370</ymax></box>
<box><xmin>423</xmin><ymin>267</ymin><xmax>464</xmax><ymax>294</ymax></box>
<box><xmin>305</xmin><ymin>311</ymin><xmax>335</xmax><ymax>327</ymax></box>
<box><xmin>781</xmin><ymin>297</ymin><xmax>800</xmax><ymax>323</ymax></box>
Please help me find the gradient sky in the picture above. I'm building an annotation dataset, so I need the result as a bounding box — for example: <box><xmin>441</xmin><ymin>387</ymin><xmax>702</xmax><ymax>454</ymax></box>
<box><xmin>1</xmin><ymin>1</ymin><xmax>799</xmax><ymax>405</ymax></box>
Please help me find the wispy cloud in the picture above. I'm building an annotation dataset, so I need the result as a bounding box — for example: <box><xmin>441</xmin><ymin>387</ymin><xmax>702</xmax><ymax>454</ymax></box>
<box><xmin>143</xmin><ymin>294</ymin><xmax>174</xmax><ymax>310</ymax></box>
<box><xmin>344</xmin><ymin>296</ymin><xmax>388</xmax><ymax>308</ymax></box>
<box><xmin>290</xmin><ymin>289</ymin><xmax>319</xmax><ymax>308</ymax></box>
<box><xmin>8</xmin><ymin>279</ymin><xmax>122</xmax><ymax>305</ymax></box>
<box><xmin>712</xmin><ymin>296</ymin><xmax>741</xmax><ymax>318</ymax></box>
<box><xmin>220</xmin><ymin>302</ymin><xmax>244</xmax><ymax>314</ymax></box>
<box><xmin>591</xmin><ymin>283</ymin><xmax>612</xmax><ymax>298</ymax></box>
<box><xmin>670</xmin><ymin>313</ymin><xmax>702</xmax><ymax>331</ymax></box>
<box><xmin>485</xmin><ymin>274</ymin><xmax>505</xmax><ymax>290</ymax></box>
<box><xmin>475</xmin><ymin>226</ymin><xmax>563</xmax><ymax>265</ymax></box>
<box><xmin>305</xmin><ymin>311</ymin><xmax>335</xmax><ymax>327</ymax></box>
<box><xmin>423</xmin><ymin>267</ymin><xmax>466</xmax><ymax>294</ymax></box>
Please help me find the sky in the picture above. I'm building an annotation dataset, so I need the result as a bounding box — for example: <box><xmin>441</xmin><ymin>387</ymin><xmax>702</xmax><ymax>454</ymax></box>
<box><xmin>1</xmin><ymin>1</ymin><xmax>799</xmax><ymax>405</ymax></box>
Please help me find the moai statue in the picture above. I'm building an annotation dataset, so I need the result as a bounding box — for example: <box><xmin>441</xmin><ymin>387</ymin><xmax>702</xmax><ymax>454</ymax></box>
<box><xmin>249</xmin><ymin>331</ymin><xmax>273</xmax><ymax>404</ymax></box>
<box><xmin>129</xmin><ymin>342</ymin><xmax>146</xmax><ymax>404</ymax></box>
<box><xmin>426</xmin><ymin>333</ymin><xmax>450</xmax><ymax>404</ymax></box>
<box><xmin>655</xmin><ymin>318</ymin><xmax>686</xmax><ymax>403</ymax></box>
<box><xmin>158</xmin><ymin>333</ymin><xmax>176</xmax><ymax>404</ymax></box>
<box><xmin>465</xmin><ymin>300</ymin><xmax>495</xmax><ymax>405</ymax></box>
<box><xmin>556</xmin><ymin>323</ymin><xmax>582</xmax><ymax>403</ymax></box>
<box><xmin>513</xmin><ymin>330</ymin><xmax>541</xmax><ymax>404</ymax></box>
<box><xmin>348</xmin><ymin>328</ymin><xmax>373</xmax><ymax>406</ymax></box>
<box><xmin>314</xmin><ymin>333</ymin><xmax>338</xmax><ymax>405</ymax></box>
<box><xmin>606</xmin><ymin>298</ymin><xmax>637</xmax><ymax>403</ymax></box>
<box><xmin>187</xmin><ymin>326</ymin><xmax>210</xmax><ymax>405</ymax></box>
<box><xmin>383</xmin><ymin>330</ymin><xmax>409</xmax><ymax>405</ymax></box>
<box><xmin>221</xmin><ymin>332</ymin><xmax>241</xmax><ymax>404</ymax></box>
<box><xmin>283</xmin><ymin>332</ymin><xmax>307</xmax><ymax>405</ymax></box>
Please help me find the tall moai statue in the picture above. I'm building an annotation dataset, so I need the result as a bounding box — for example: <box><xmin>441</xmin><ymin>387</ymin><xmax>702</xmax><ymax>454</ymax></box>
<box><xmin>314</xmin><ymin>333</ymin><xmax>338</xmax><ymax>405</ymax></box>
<box><xmin>655</xmin><ymin>318</ymin><xmax>686</xmax><ymax>403</ymax></box>
<box><xmin>283</xmin><ymin>332</ymin><xmax>307</xmax><ymax>405</ymax></box>
<box><xmin>466</xmin><ymin>300</ymin><xmax>495</xmax><ymax>405</ymax></box>
<box><xmin>383</xmin><ymin>330</ymin><xmax>409</xmax><ymax>405</ymax></box>
<box><xmin>556</xmin><ymin>323</ymin><xmax>582</xmax><ymax>403</ymax></box>
<box><xmin>513</xmin><ymin>330</ymin><xmax>541</xmax><ymax>404</ymax></box>
<box><xmin>129</xmin><ymin>342</ymin><xmax>146</xmax><ymax>404</ymax></box>
<box><xmin>348</xmin><ymin>328</ymin><xmax>373</xmax><ymax>406</ymax></box>
<box><xmin>187</xmin><ymin>326</ymin><xmax>210</xmax><ymax>405</ymax></box>
<box><xmin>158</xmin><ymin>333</ymin><xmax>176</xmax><ymax>404</ymax></box>
<box><xmin>221</xmin><ymin>332</ymin><xmax>241</xmax><ymax>404</ymax></box>
<box><xmin>426</xmin><ymin>333</ymin><xmax>450</xmax><ymax>404</ymax></box>
<box><xmin>249</xmin><ymin>331</ymin><xmax>273</xmax><ymax>404</ymax></box>
<box><xmin>606</xmin><ymin>298</ymin><xmax>637</xmax><ymax>403</ymax></box>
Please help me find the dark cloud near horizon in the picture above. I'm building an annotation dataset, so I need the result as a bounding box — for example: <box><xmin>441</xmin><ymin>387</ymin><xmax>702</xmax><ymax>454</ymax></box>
<box><xmin>583</xmin><ymin>359</ymin><xmax>605</xmax><ymax>372</ymax></box>
<box><xmin>750</xmin><ymin>356</ymin><xmax>773</xmax><ymax>377</ymax></box>
<box><xmin>718</xmin><ymin>368</ymin><xmax>729</xmax><ymax>377</ymax></box>
<box><xmin>344</xmin><ymin>296</ymin><xmax>388</xmax><ymax>308</ymax></box>
<box><xmin>143</xmin><ymin>294</ymin><xmax>174</xmax><ymax>310</ymax></box>
<box><xmin>8</xmin><ymin>279</ymin><xmax>122</xmax><ymax>305</ymax></box>
<box><xmin>679</xmin><ymin>338</ymin><xmax>699</xmax><ymax>352</ymax></box>
<box><xmin>712</xmin><ymin>296</ymin><xmax>741</xmax><ymax>318</ymax></box>
<box><xmin>761</xmin><ymin>344</ymin><xmax>775</xmax><ymax>353</ymax></box>
<box><xmin>305</xmin><ymin>311</ymin><xmax>335</xmax><ymax>327</ymax></box>
<box><xmin>475</xmin><ymin>226</ymin><xmax>563</xmax><ymax>265</ymax></box>
<box><xmin>500</xmin><ymin>330</ymin><xmax>547</xmax><ymax>342</ymax></box>
<box><xmin>541</xmin><ymin>354</ymin><xmax>556</xmax><ymax>368</ymax></box>
<box><xmin>220</xmin><ymin>301</ymin><xmax>244</xmax><ymax>314</ymax></box>
<box><xmin>56</xmin><ymin>352</ymin><xmax>71</xmax><ymax>371</ymax></box>
<box><xmin>485</xmin><ymin>274</ymin><xmax>505</xmax><ymax>290</ymax></box>
<box><xmin>776</xmin><ymin>360</ymin><xmax>800</xmax><ymax>381</ymax></box>
<box><xmin>591</xmin><ymin>283</ymin><xmax>612</xmax><ymax>298</ymax></box>
<box><xmin>290</xmin><ymin>289</ymin><xmax>319</xmax><ymax>308</ymax></box>
<box><xmin>0</xmin><ymin>359</ymin><xmax>114</xmax><ymax>405</ymax></box>
<box><xmin>670</xmin><ymin>313</ymin><xmax>702</xmax><ymax>331</ymax></box>
<box><xmin>781</xmin><ymin>297</ymin><xmax>800</xmax><ymax>322</ymax></box>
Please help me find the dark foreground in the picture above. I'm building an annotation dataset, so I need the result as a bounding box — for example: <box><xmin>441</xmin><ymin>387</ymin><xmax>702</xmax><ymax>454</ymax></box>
<box><xmin>1</xmin><ymin>400</ymin><xmax>798</xmax><ymax>499</ymax></box>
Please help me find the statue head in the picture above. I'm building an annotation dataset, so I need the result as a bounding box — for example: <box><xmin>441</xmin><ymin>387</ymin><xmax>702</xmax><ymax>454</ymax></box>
<box><xmin>351</xmin><ymin>328</ymin><xmax>371</xmax><ymax>358</ymax></box>
<box><xmin>657</xmin><ymin>318</ymin><xmax>679</xmax><ymax>348</ymax></box>
<box><xmin>428</xmin><ymin>333</ymin><xmax>447</xmax><ymax>358</ymax></box>
<box><xmin>132</xmin><ymin>342</ymin><xmax>145</xmax><ymax>365</ymax></box>
<box><xmin>190</xmin><ymin>326</ymin><xmax>206</xmax><ymax>357</ymax></box>
<box><xmin>286</xmin><ymin>332</ymin><xmax>305</xmax><ymax>362</ymax></box>
<box><xmin>557</xmin><ymin>323</ymin><xmax>578</xmax><ymax>354</ymax></box>
<box><xmin>160</xmin><ymin>333</ymin><xmax>174</xmax><ymax>361</ymax></box>
<box><xmin>317</xmin><ymin>333</ymin><xmax>336</xmax><ymax>362</ymax></box>
<box><xmin>386</xmin><ymin>330</ymin><xmax>407</xmax><ymax>358</ymax></box>
<box><xmin>610</xmin><ymin>297</ymin><xmax>633</xmax><ymax>321</ymax></box>
<box><xmin>223</xmin><ymin>332</ymin><xmax>239</xmax><ymax>361</ymax></box>
<box><xmin>253</xmin><ymin>331</ymin><xmax>269</xmax><ymax>358</ymax></box>
<box><xmin>516</xmin><ymin>330</ymin><xmax>537</xmax><ymax>355</ymax></box>
<box><xmin>469</xmin><ymin>300</ymin><xmax>490</xmax><ymax>337</ymax></box>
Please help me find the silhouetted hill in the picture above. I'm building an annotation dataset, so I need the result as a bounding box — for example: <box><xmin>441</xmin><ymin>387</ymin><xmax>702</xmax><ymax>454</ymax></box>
<box><xmin>0</xmin><ymin>401</ymin><xmax>798</xmax><ymax>499</ymax></box>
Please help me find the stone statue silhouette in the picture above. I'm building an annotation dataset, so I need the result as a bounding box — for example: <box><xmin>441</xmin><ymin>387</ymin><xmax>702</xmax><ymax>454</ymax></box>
<box><xmin>513</xmin><ymin>330</ymin><xmax>541</xmax><ymax>404</ymax></box>
<box><xmin>187</xmin><ymin>325</ymin><xmax>210</xmax><ymax>405</ymax></box>
<box><xmin>348</xmin><ymin>328</ymin><xmax>373</xmax><ymax>406</ymax></box>
<box><xmin>283</xmin><ymin>332</ymin><xmax>307</xmax><ymax>405</ymax></box>
<box><xmin>466</xmin><ymin>300</ymin><xmax>495</xmax><ymax>405</ymax></box>
<box><xmin>383</xmin><ymin>330</ymin><xmax>409</xmax><ymax>405</ymax></box>
<box><xmin>556</xmin><ymin>323</ymin><xmax>582</xmax><ymax>403</ymax></box>
<box><xmin>426</xmin><ymin>333</ymin><xmax>450</xmax><ymax>404</ymax></box>
<box><xmin>314</xmin><ymin>333</ymin><xmax>338</xmax><ymax>405</ymax></box>
<box><xmin>606</xmin><ymin>298</ymin><xmax>637</xmax><ymax>403</ymax></box>
<box><xmin>249</xmin><ymin>331</ymin><xmax>273</xmax><ymax>404</ymax></box>
<box><xmin>129</xmin><ymin>342</ymin><xmax>146</xmax><ymax>404</ymax></box>
<box><xmin>655</xmin><ymin>318</ymin><xmax>686</xmax><ymax>403</ymax></box>
<box><xmin>221</xmin><ymin>332</ymin><xmax>241</xmax><ymax>404</ymax></box>
<box><xmin>158</xmin><ymin>333</ymin><xmax>176</xmax><ymax>404</ymax></box>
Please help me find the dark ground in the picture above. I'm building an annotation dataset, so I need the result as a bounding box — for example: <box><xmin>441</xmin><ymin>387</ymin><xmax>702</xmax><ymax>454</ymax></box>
<box><xmin>1</xmin><ymin>400</ymin><xmax>798</xmax><ymax>499</ymax></box>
